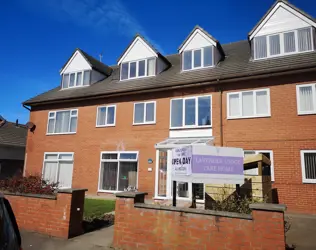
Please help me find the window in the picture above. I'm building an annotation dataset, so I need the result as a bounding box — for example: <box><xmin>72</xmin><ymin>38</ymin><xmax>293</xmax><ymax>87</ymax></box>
<box><xmin>300</xmin><ymin>150</ymin><xmax>316</xmax><ymax>183</ymax></box>
<box><xmin>62</xmin><ymin>70</ymin><xmax>91</xmax><ymax>89</ymax></box>
<box><xmin>43</xmin><ymin>153</ymin><xmax>74</xmax><ymax>188</ymax></box>
<box><xmin>133</xmin><ymin>101</ymin><xmax>156</xmax><ymax>125</ymax></box>
<box><xmin>170</xmin><ymin>96</ymin><xmax>211</xmax><ymax>128</ymax></box>
<box><xmin>244</xmin><ymin>150</ymin><xmax>274</xmax><ymax>181</ymax></box>
<box><xmin>96</xmin><ymin>105</ymin><xmax>116</xmax><ymax>127</ymax></box>
<box><xmin>296</xmin><ymin>84</ymin><xmax>316</xmax><ymax>115</ymax></box>
<box><xmin>47</xmin><ymin>109</ymin><xmax>78</xmax><ymax>134</ymax></box>
<box><xmin>254</xmin><ymin>27</ymin><xmax>314</xmax><ymax>60</ymax></box>
<box><xmin>120</xmin><ymin>58</ymin><xmax>156</xmax><ymax>80</ymax></box>
<box><xmin>182</xmin><ymin>46</ymin><xmax>214</xmax><ymax>71</ymax></box>
<box><xmin>227</xmin><ymin>89</ymin><xmax>270</xmax><ymax>119</ymax></box>
<box><xmin>99</xmin><ymin>152</ymin><xmax>138</xmax><ymax>192</ymax></box>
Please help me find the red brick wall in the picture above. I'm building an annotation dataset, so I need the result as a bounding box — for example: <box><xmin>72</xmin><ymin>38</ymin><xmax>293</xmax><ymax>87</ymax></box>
<box><xmin>113</xmin><ymin>194</ymin><xmax>286</xmax><ymax>250</ymax></box>
<box><xmin>4</xmin><ymin>190</ymin><xmax>86</xmax><ymax>238</ymax></box>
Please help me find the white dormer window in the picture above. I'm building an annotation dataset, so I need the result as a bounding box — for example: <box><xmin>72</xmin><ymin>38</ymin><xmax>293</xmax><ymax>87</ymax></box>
<box><xmin>254</xmin><ymin>27</ymin><xmax>314</xmax><ymax>60</ymax></box>
<box><xmin>183</xmin><ymin>46</ymin><xmax>213</xmax><ymax>71</ymax></box>
<box><xmin>120</xmin><ymin>58</ymin><xmax>156</xmax><ymax>80</ymax></box>
<box><xmin>62</xmin><ymin>70</ymin><xmax>91</xmax><ymax>89</ymax></box>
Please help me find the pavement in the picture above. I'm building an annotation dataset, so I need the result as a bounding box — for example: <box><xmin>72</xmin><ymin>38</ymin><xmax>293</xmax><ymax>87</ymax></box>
<box><xmin>21</xmin><ymin>226</ymin><xmax>114</xmax><ymax>250</ymax></box>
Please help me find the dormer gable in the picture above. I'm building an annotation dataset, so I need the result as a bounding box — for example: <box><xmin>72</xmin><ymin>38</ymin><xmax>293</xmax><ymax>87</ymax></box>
<box><xmin>117</xmin><ymin>34</ymin><xmax>170</xmax><ymax>81</ymax></box>
<box><xmin>178</xmin><ymin>25</ymin><xmax>225</xmax><ymax>71</ymax></box>
<box><xmin>249</xmin><ymin>0</ymin><xmax>316</xmax><ymax>60</ymax></box>
<box><xmin>60</xmin><ymin>49</ymin><xmax>112</xmax><ymax>89</ymax></box>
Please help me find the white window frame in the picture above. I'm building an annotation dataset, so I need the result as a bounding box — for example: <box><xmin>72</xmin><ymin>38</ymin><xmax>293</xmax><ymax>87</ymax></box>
<box><xmin>227</xmin><ymin>89</ymin><xmax>271</xmax><ymax>119</ymax></box>
<box><xmin>254</xmin><ymin>27</ymin><xmax>314</xmax><ymax>60</ymax></box>
<box><xmin>96</xmin><ymin>105</ymin><xmax>116</xmax><ymax>127</ymax></box>
<box><xmin>98</xmin><ymin>151</ymin><xmax>139</xmax><ymax>193</ymax></box>
<box><xmin>120</xmin><ymin>58</ymin><xmax>156</xmax><ymax>81</ymax></box>
<box><xmin>62</xmin><ymin>70</ymin><xmax>91</xmax><ymax>89</ymax></box>
<box><xmin>244</xmin><ymin>150</ymin><xmax>274</xmax><ymax>181</ymax></box>
<box><xmin>170</xmin><ymin>95</ymin><xmax>212</xmax><ymax>129</ymax></box>
<box><xmin>42</xmin><ymin>152</ymin><xmax>74</xmax><ymax>189</ymax></box>
<box><xmin>300</xmin><ymin>150</ymin><xmax>316</xmax><ymax>184</ymax></box>
<box><xmin>46</xmin><ymin>109</ymin><xmax>78</xmax><ymax>135</ymax></box>
<box><xmin>133</xmin><ymin>101</ymin><xmax>156</xmax><ymax>125</ymax></box>
<box><xmin>296</xmin><ymin>83</ymin><xmax>316</xmax><ymax>115</ymax></box>
<box><xmin>182</xmin><ymin>46</ymin><xmax>214</xmax><ymax>71</ymax></box>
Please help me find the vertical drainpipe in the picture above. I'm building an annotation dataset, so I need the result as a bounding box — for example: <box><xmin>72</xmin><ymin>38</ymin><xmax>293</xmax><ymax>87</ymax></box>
<box><xmin>218</xmin><ymin>83</ymin><xmax>224</xmax><ymax>147</ymax></box>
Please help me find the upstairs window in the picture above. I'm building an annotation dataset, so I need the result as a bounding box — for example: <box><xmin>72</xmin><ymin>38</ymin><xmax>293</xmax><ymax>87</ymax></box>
<box><xmin>183</xmin><ymin>46</ymin><xmax>213</xmax><ymax>71</ymax></box>
<box><xmin>296</xmin><ymin>83</ymin><xmax>316</xmax><ymax>115</ymax></box>
<box><xmin>47</xmin><ymin>109</ymin><xmax>78</xmax><ymax>135</ymax></box>
<box><xmin>121</xmin><ymin>58</ymin><xmax>156</xmax><ymax>80</ymax></box>
<box><xmin>170</xmin><ymin>96</ymin><xmax>211</xmax><ymax>129</ymax></box>
<box><xmin>254</xmin><ymin>27</ymin><xmax>313</xmax><ymax>60</ymax></box>
<box><xmin>62</xmin><ymin>70</ymin><xmax>91</xmax><ymax>89</ymax></box>
<box><xmin>96</xmin><ymin>105</ymin><xmax>116</xmax><ymax>127</ymax></box>
<box><xmin>133</xmin><ymin>101</ymin><xmax>156</xmax><ymax>125</ymax></box>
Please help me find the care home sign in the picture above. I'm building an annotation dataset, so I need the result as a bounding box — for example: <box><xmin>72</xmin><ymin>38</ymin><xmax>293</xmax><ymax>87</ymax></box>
<box><xmin>171</xmin><ymin>145</ymin><xmax>244</xmax><ymax>185</ymax></box>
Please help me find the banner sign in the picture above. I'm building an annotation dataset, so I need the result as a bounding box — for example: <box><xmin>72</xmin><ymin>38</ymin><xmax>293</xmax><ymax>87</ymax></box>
<box><xmin>171</xmin><ymin>146</ymin><xmax>192</xmax><ymax>175</ymax></box>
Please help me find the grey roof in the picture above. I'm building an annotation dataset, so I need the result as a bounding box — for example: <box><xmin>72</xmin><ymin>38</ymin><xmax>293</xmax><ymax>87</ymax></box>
<box><xmin>24</xmin><ymin>39</ymin><xmax>316</xmax><ymax>106</ymax></box>
<box><xmin>249</xmin><ymin>0</ymin><xmax>316</xmax><ymax>38</ymax></box>
<box><xmin>0</xmin><ymin>121</ymin><xmax>27</xmax><ymax>148</ymax></box>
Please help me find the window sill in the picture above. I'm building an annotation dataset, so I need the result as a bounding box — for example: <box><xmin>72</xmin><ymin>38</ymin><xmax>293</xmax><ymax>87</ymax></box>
<box><xmin>169</xmin><ymin>125</ymin><xmax>212</xmax><ymax>130</ymax></box>
<box><xmin>302</xmin><ymin>181</ymin><xmax>316</xmax><ymax>184</ymax></box>
<box><xmin>120</xmin><ymin>75</ymin><xmax>156</xmax><ymax>82</ymax></box>
<box><xmin>181</xmin><ymin>65</ymin><xmax>215</xmax><ymax>73</ymax></box>
<box><xmin>227</xmin><ymin>115</ymin><xmax>271</xmax><ymax>120</ymax></box>
<box><xmin>46</xmin><ymin>132</ymin><xmax>76</xmax><ymax>136</ymax></box>
<box><xmin>96</xmin><ymin>125</ymin><xmax>116</xmax><ymax>128</ymax></box>
<box><xmin>298</xmin><ymin>111</ymin><xmax>316</xmax><ymax>116</ymax></box>
<box><xmin>60</xmin><ymin>85</ymin><xmax>89</xmax><ymax>90</ymax></box>
<box><xmin>133</xmin><ymin>122</ymin><xmax>156</xmax><ymax>126</ymax></box>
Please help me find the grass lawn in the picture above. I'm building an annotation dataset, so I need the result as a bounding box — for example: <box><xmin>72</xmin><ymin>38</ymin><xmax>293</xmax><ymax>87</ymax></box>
<box><xmin>84</xmin><ymin>198</ymin><xmax>116</xmax><ymax>220</ymax></box>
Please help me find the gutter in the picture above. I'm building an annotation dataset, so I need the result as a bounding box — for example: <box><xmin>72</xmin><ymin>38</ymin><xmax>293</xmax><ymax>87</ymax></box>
<box><xmin>24</xmin><ymin>65</ymin><xmax>316</xmax><ymax>107</ymax></box>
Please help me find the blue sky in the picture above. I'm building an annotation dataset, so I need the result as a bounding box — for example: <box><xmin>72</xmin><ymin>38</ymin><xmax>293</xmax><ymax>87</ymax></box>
<box><xmin>0</xmin><ymin>0</ymin><xmax>315</xmax><ymax>123</ymax></box>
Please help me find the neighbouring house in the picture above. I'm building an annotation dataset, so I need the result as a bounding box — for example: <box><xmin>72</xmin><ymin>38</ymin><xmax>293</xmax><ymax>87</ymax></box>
<box><xmin>23</xmin><ymin>0</ymin><xmax>316</xmax><ymax>214</ymax></box>
<box><xmin>0</xmin><ymin>116</ymin><xmax>27</xmax><ymax>179</ymax></box>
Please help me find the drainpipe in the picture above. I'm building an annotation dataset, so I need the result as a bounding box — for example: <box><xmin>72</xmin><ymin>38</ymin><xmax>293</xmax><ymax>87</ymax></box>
<box><xmin>218</xmin><ymin>84</ymin><xmax>224</xmax><ymax>147</ymax></box>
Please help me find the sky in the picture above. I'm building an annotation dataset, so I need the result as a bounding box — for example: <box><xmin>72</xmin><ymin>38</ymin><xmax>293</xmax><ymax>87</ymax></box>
<box><xmin>0</xmin><ymin>0</ymin><xmax>315</xmax><ymax>123</ymax></box>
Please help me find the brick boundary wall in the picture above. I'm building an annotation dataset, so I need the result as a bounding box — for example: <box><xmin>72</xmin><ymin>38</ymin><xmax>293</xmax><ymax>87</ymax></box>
<box><xmin>113</xmin><ymin>192</ymin><xmax>287</xmax><ymax>250</ymax></box>
<box><xmin>4</xmin><ymin>188</ymin><xmax>87</xmax><ymax>239</ymax></box>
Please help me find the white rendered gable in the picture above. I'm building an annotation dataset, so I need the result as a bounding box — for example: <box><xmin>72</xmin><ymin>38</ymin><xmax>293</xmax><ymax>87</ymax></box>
<box><xmin>180</xmin><ymin>29</ymin><xmax>216</xmax><ymax>53</ymax></box>
<box><xmin>251</xmin><ymin>2</ymin><xmax>316</xmax><ymax>39</ymax></box>
<box><xmin>61</xmin><ymin>51</ymin><xmax>91</xmax><ymax>75</ymax></box>
<box><xmin>118</xmin><ymin>37</ymin><xmax>157</xmax><ymax>64</ymax></box>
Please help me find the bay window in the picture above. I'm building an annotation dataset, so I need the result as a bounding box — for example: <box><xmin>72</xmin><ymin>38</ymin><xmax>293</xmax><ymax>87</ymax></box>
<box><xmin>182</xmin><ymin>46</ymin><xmax>214</xmax><ymax>71</ymax></box>
<box><xmin>47</xmin><ymin>109</ymin><xmax>78</xmax><ymax>134</ymax></box>
<box><xmin>296</xmin><ymin>83</ymin><xmax>316</xmax><ymax>115</ymax></box>
<box><xmin>120</xmin><ymin>58</ymin><xmax>156</xmax><ymax>80</ymax></box>
<box><xmin>62</xmin><ymin>70</ymin><xmax>90</xmax><ymax>89</ymax></box>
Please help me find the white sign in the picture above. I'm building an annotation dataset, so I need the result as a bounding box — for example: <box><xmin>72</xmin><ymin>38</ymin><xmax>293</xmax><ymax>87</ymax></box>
<box><xmin>171</xmin><ymin>146</ymin><xmax>192</xmax><ymax>175</ymax></box>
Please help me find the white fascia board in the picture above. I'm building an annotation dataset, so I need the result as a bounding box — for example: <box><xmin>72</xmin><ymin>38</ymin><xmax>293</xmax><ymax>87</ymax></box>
<box><xmin>179</xmin><ymin>29</ymin><xmax>217</xmax><ymax>53</ymax></box>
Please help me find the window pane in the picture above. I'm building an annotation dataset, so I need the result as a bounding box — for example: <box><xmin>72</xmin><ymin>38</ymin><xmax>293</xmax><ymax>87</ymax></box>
<box><xmin>256</xmin><ymin>91</ymin><xmax>269</xmax><ymax>115</ymax></box>
<box><xmin>145</xmin><ymin>103</ymin><xmax>155</xmax><ymax>122</ymax></box>
<box><xmin>183</xmin><ymin>51</ymin><xmax>192</xmax><ymax>70</ymax></box>
<box><xmin>298</xmin><ymin>28</ymin><xmax>312</xmax><ymax>52</ymax></box>
<box><xmin>69</xmin><ymin>73</ymin><xmax>75</xmax><ymax>87</ymax></box>
<box><xmin>129</xmin><ymin>62</ymin><xmax>136</xmax><ymax>78</ymax></box>
<box><xmin>269</xmin><ymin>34</ymin><xmax>280</xmax><ymax>56</ymax></box>
<box><xmin>185</xmin><ymin>98</ymin><xmax>196</xmax><ymax>126</ymax></box>
<box><xmin>192</xmin><ymin>183</ymin><xmax>204</xmax><ymax>200</ymax></box>
<box><xmin>100</xmin><ymin>162</ymin><xmax>118</xmax><ymax>190</ymax></box>
<box><xmin>70</xmin><ymin>117</ymin><xmax>77</xmax><ymax>132</ymax></box>
<box><xmin>83</xmin><ymin>71</ymin><xmax>90</xmax><ymax>86</ymax></box>
<box><xmin>48</xmin><ymin>119</ymin><xmax>54</xmax><ymax>133</ymax></box>
<box><xmin>158</xmin><ymin>151</ymin><xmax>167</xmax><ymax>197</ymax></box>
<box><xmin>304</xmin><ymin>153</ymin><xmax>316</xmax><ymax>180</ymax></box>
<box><xmin>242</xmin><ymin>92</ymin><xmax>254</xmax><ymax>116</ymax></box>
<box><xmin>229</xmin><ymin>94</ymin><xmax>240</xmax><ymax>117</ymax></box>
<box><xmin>76</xmin><ymin>72</ymin><xmax>82</xmax><ymax>86</ymax></box>
<box><xmin>45</xmin><ymin>154</ymin><xmax>58</xmax><ymax>160</ymax></box>
<box><xmin>58</xmin><ymin>162</ymin><xmax>73</xmax><ymax>188</ymax></box>
<box><xmin>198</xmin><ymin>97</ymin><xmax>211</xmax><ymax>126</ymax></box>
<box><xmin>107</xmin><ymin>106</ymin><xmax>115</xmax><ymax>125</ymax></box>
<box><xmin>134</xmin><ymin>103</ymin><xmax>144</xmax><ymax>123</ymax></box>
<box><xmin>97</xmin><ymin>107</ymin><xmax>106</xmax><ymax>126</ymax></box>
<box><xmin>121</xmin><ymin>63</ymin><xmax>128</xmax><ymax>80</ymax></box>
<box><xmin>43</xmin><ymin>162</ymin><xmax>57</xmax><ymax>184</ymax></box>
<box><xmin>193</xmin><ymin>50</ymin><xmax>202</xmax><ymax>68</ymax></box>
<box><xmin>138</xmin><ymin>60</ymin><xmax>145</xmax><ymax>77</ymax></box>
<box><xmin>71</xmin><ymin>110</ymin><xmax>77</xmax><ymax>116</ymax></box>
<box><xmin>177</xmin><ymin>182</ymin><xmax>189</xmax><ymax>198</ymax></box>
<box><xmin>147</xmin><ymin>58</ymin><xmax>155</xmax><ymax>76</ymax></box>
<box><xmin>62</xmin><ymin>74</ymin><xmax>69</xmax><ymax>88</ymax></box>
<box><xmin>118</xmin><ymin>162</ymin><xmax>138</xmax><ymax>191</ymax></box>
<box><xmin>299</xmin><ymin>86</ymin><xmax>314</xmax><ymax>112</ymax></box>
<box><xmin>59</xmin><ymin>154</ymin><xmax>73</xmax><ymax>160</ymax></box>
<box><xmin>171</xmin><ymin>99</ymin><xmax>183</xmax><ymax>127</ymax></box>
<box><xmin>284</xmin><ymin>32</ymin><xmax>296</xmax><ymax>53</ymax></box>
<box><xmin>254</xmin><ymin>36</ymin><xmax>267</xmax><ymax>59</ymax></box>
<box><xmin>203</xmin><ymin>46</ymin><xmax>213</xmax><ymax>67</ymax></box>
<box><xmin>55</xmin><ymin>111</ymin><xmax>70</xmax><ymax>133</ymax></box>
<box><xmin>102</xmin><ymin>153</ymin><xmax>118</xmax><ymax>160</ymax></box>
<box><xmin>49</xmin><ymin>112</ymin><xmax>55</xmax><ymax>118</ymax></box>
<box><xmin>120</xmin><ymin>153</ymin><xmax>137</xmax><ymax>160</ymax></box>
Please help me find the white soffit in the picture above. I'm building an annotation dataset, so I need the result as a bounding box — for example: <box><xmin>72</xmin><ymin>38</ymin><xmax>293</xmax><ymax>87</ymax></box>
<box><xmin>60</xmin><ymin>51</ymin><xmax>91</xmax><ymax>75</ymax></box>
<box><xmin>118</xmin><ymin>36</ymin><xmax>158</xmax><ymax>65</ymax></box>
<box><xmin>250</xmin><ymin>2</ymin><xmax>316</xmax><ymax>39</ymax></box>
<box><xmin>179</xmin><ymin>29</ymin><xmax>216</xmax><ymax>53</ymax></box>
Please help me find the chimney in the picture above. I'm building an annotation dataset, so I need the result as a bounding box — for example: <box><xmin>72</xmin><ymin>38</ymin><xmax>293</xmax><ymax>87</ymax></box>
<box><xmin>16</xmin><ymin>119</ymin><xmax>19</xmax><ymax>127</ymax></box>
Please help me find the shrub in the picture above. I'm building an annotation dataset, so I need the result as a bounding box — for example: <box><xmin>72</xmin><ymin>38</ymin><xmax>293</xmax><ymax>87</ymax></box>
<box><xmin>0</xmin><ymin>175</ymin><xmax>58</xmax><ymax>195</ymax></box>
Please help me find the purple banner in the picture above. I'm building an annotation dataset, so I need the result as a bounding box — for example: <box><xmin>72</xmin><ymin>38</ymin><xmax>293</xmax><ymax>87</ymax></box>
<box><xmin>192</xmin><ymin>155</ymin><xmax>244</xmax><ymax>175</ymax></box>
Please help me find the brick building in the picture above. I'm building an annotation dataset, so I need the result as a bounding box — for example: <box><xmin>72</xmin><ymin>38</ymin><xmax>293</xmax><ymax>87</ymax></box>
<box><xmin>23</xmin><ymin>0</ymin><xmax>316</xmax><ymax>214</ymax></box>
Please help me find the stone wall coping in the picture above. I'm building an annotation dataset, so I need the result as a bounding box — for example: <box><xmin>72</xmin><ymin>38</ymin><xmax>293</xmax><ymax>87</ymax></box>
<box><xmin>134</xmin><ymin>203</ymin><xmax>253</xmax><ymax>220</ymax></box>
<box><xmin>116</xmin><ymin>192</ymin><xmax>148</xmax><ymax>198</ymax></box>
<box><xmin>58</xmin><ymin>188</ymin><xmax>88</xmax><ymax>194</ymax></box>
<box><xmin>250</xmin><ymin>203</ymin><xmax>287</xmax><ymax>212</ymax></box>
<box><xmin>2</xmin><ymin>191</ymin><xmax>57</xmax><ymax>200</ymax></box>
